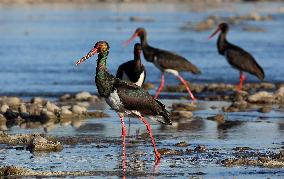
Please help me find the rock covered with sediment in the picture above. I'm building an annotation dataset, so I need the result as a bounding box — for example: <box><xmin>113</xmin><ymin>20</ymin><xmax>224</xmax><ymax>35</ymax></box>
<box><xmin>27</xmin><ymin>136</ymin><xmax>63</xmax><ymax>152</ymax></box>
<box><xmin>0</xmin><ymin>132</ymin><xmax>62</xmax><ymax>152</ymax></box>
<box><xmin>60</xmin><ymin>91</ymin><xmax>99</xmax><ymax>102</ymax></box>
<box><xmin>0</xmin><ymin>92</ymin><xmax>108</xmax><ymax>130</ymax></box>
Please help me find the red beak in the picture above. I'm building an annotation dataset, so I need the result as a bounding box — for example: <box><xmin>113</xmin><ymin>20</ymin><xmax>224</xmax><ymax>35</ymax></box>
<box><xmin>208</xmin><ymin>27</ymin><xmax>220</xmax><ymax>40</ymax></box>
<box><xmin>75</xmin><ymin>47</ymin><xmax>98</xmax><ymax>66</ymax></box>
<box><xmin>123</xmin><ymin>32</ymin><xmax>139</xmax><ymax>47</ymax></box>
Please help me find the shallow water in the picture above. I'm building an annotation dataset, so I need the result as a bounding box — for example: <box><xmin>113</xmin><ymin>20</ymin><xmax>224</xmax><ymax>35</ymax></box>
<box><xmin>0</xmin><ymin>2</ymin><xmax>283</xmax><ymax>97</ymax></box>
<box><xmin>1</xmin><ymin>100</ymin><xmax>284</xmax><ymax>178</ymax></box>
<box><xmin>0</xmin><ymin>2</ymin><xmax>284</xmax><ymax>178</ymax></box>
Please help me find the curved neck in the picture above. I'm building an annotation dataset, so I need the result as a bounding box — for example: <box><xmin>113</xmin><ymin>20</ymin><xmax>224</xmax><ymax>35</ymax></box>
<box><xmin>97</xmin><ymin>52</ymin><xmax>108</xmax><ymax>70</ymax></box>
<box><xmin>134</xmin><ymin>51</ymin><xmax>141</xmax><ymax>67</ymax></box>
<box><xmin>139</xmin><ymin>33</ymin><xmax>148</xmax><ymax>47</ymax></box>
<box><xmin>217</xmin><ymin>32</ymin><xmax>229</xmax><ymax>55</ymax></box>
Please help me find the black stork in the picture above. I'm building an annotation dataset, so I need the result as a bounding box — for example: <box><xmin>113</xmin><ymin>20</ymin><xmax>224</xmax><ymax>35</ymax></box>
<box><xmin>125</xmin><ymin>27</ymin><xmax>201</xmax><ymax>100</ymax></box>
<box><xmin>116</xmin><ymin>43</ymin><xmax>146</xmax><ymax>87</ymax></box>
<box><xmin>75</xmin><ymin>41</ymin><xmax>171</xmax><ymax>172</ymax></box>
<box><xmin>208</xmin><ymin>22</ymin><xmax>265</xmax><ymax>90</ymax></box>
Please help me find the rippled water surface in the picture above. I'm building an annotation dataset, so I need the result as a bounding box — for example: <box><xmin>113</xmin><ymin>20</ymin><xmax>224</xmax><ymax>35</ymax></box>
<box><xmin>0</xmin><ymin>2</ymin><xmax>284</xmax><ymax>178</ymax></box>
<box><xmin>0</xmin><ymin>2</ymin><xmax>283</xmax><ymax>97</ymax></box>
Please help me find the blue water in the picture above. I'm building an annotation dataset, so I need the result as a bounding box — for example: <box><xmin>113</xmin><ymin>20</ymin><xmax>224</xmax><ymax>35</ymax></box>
<box><xmin>0</xmin><ymin>2</ymin><xmax>283</xmax><ymax>97</ymax></box>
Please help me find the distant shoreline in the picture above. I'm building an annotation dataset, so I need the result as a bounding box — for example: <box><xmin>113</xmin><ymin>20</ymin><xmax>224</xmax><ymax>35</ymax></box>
<box><xmin>0</xmin><ymin>0</ymin><xmax>282</xmax><ymax>6</ymax></box>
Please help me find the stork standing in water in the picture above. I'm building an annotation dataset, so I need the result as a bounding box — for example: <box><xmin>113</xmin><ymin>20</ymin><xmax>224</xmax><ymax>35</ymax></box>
<box><xmin>116</xmin><ymin>43</ymin><xmax>146</xmax><ymax>87</ymax></box>
<box><xmin>125</xmin><ymin>28</ymin><xmax>201</xmax><ymax>100</ymax></box>
<box><xmin>208</xmin><ymin>22</ymin><xmax>265</xmax><ymax>90</ymax></box>
<box><xmin>75</xmin><ymin>41</ymin><xmax>171</xmax><ymax>172</ymax></box>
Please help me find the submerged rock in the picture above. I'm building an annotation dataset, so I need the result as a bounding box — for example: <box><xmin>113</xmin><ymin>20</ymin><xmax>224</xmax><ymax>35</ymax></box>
<box><xmin>27</xmin><ymin>136</ymin><xmax>63</xmax><ymax>152</ymax></box>
<box><xmin>207</xmin><ymin>114</ymin><xmax>225</xmax><ymax>124</ymax></box>
<box><xmin>75</xmin><ymin>91</ymin><xmax>92</xmax><ymax>101</ymax></box>
<box><xmin>174</xmin><ymin>141</ymin><xmax>189</xmax><ymax>147</ymax></box>
<box><xmin>194</xmin><ymin>145</ymin><xmax>208</xmax><ymax>153</ymax></box>
<box><xmin>6</xmin><ymin>97</ymin><xmax>22</xmax><ymax>106</ymax></box>
<box><xmin>1</xmin><ymin>104</ymin><xmax>9</xmax><ymax>113</ymax></box>
<box><xmin>158</xmin><ymin>148</ymin><xmax>182</xmax><ymax>155</ymax></box>
<box><xmin>170</xmin><ymin>110</ymin><xmax>193</xmax><ymax>121</ymax></box>
<box><xmin>248</xmin><ymin>91</ymin><xmax>275</xmax><ymax>103</ymax></box>
<box><xmin>172</xmin><ymin>103</ymin><xmax>197</xmax><ymax>111</ymax></box>
<box><xmin>0</xmin><ymin>166</ymin><xmax>35</xmax><ymax>176</ymax></box>
<box><xmin>258</xmin><ymin>106</ymin><xmax>272</xmax><ymax>113</ymax></box>
<box><xmin>31</xmin><ymin>97</ymin><xmax>45</xmax><ymax>105</ymax></box>
<box><xmin>71</xmin><ymin>105</ymin><xmax>87</xmax><ymax>114</ymax></box>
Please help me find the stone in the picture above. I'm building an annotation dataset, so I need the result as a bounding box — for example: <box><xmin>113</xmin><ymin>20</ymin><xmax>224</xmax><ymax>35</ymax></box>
<box><xmin>174</xmin><ymin>141</ymin><xmax>189</xmax><ymax>147</ymax></box>
<box><xmin>31</xmin><ymin>97</ymin><xmax>45</xmax><ymax>104</ymax></box>
<box><xmin>248</xmin><ymin>91</ymin><xmax>275</xmax><ymax>103</ymax></box>
<box><xmin>41</xmin><ymin>109</ymin><xmax>56</xmax><ymax>119</ymax></box>
<box><xmin>61</xmin><ymin>108</ymin><xmax>73</xmax><ymax>115</ymax></box>
<box><xmin>207</xmin><ymin>114</ymin><xmax>225</xmax><ymax>124</ymax></box>
<box><xmin>6</xmin><ymin>97</ymin><xmax>21</xmax><ymax>106</ymax></box>
<box><xmin>59</xmin><ymin>94</ymin><xmax>71</xmax><ymax>101</ymax></box>
<box><xmin>1</xmin><ymin>104</ymin><xmax>9</xmax><ymax>113</ymax></box>
<box><xmin>28</xmin><ymin>136</ymin><xmax>63</xmax><ymax>152</ymax></box>
<box><xmin>75</xmin><ymin>91</ymin><xmax>92</xmax><ymax>101</ymax></box>
<box><xmin>258</xmin><ymin>106</ymin><xmax>272</xmax><ymax>113</ymax></box>
<box><xmin>72</xmin><ymin>105</ymin><xmax>87</xmax><ymax>114</ymax></box>
<box><xmin>275</xmin><ymin>87</ymin><xmax>284</xmax><ymax>97</ymax></box>
<box><xmin>194</xmin><ymin>145</ymin><xmax>207</xmax><ymax>153</ymax></box>
<box><xmin>171</xmin><ymin>110</ymin><xmax>193</xmax><ymax>121</ymax></box>
<box><xmin>19</xmin><ymin>104</ymin><xmax>27</xmax><ymax>113</ymax></box>
<box><xmin>172</xmin><ymin>103</ymin><xmax>197</xmax><ymax>111</ymax></box>
<box><xmin>158</xmin><ymin>148</ymin><xmax>182</xmax><ymax>155</ymax></box>
<box><xmin>46</xmin><ymin>102</ymin><xmax>60</xmax><ymax>113</ymax></box>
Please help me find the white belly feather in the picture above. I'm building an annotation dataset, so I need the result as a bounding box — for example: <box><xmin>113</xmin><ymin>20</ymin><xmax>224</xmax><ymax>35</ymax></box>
<box><xmin>121</xmin><ymin>71</ymin><xmax>145</xmax><ymax>87</ymax></box>
<box><xmin>105</xmin><ymin>89</ymin><xmax>124</xmax><ymax>111</ymax></box>
<box><xmin>135</xmin><ymin>71</ymin><xmax>145</xmax><ymax>87</ymax></box>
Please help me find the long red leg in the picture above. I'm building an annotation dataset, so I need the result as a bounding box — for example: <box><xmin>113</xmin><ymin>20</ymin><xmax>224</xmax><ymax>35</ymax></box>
<box><xmin>175</xmin><ymin>74</ymin><xmax>196</xmax><ymax>101</ymax></box>
<box><xmin>154</xmin><ymin>73</ymin><xmax>165</xmax><ymax>99</ymax></box>
<box><xmin>238</xmin><ymin>71</ymin><xmax>246</xmax><ymax>91</ymax></box>
<box><xmin>118</xmin><ymin>113</ymin><xmax>127</xmax><ymax>173</ymax></box>
<box><xmin>138</xmin><ymin>115</ymin><xmax>161</xmax><ymax>163</ymax></box>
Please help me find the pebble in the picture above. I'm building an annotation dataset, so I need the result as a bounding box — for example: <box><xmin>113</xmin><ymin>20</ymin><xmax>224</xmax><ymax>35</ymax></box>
<box><xmin>1</xmin><ymin>104</ymin><xmax>9</xmax><ymax>113</ymax></box>
<box><xmin>71</xmin><ymin>105</ymin><xmax>87</xmax><ymax>114</ymax></box>
<box><xmin>19</xmin><ymin>104</ymin><xmax>27</xmax><ymax>113</ymax></box>
<box><xmin>158</xmin><ymin>148</ymin><xmax>182</xmax><ymax>155</ymax></box>
<box><xmin>31</xmin><ymin>97</ymin><xmax>45</xmax><ymax>104</ymax></box>
<box><xmin>6</xmin><ymin>97</ymin><xmax>21</xmax><ymax>106</ymax></box>
<box><xmin>174</xmin><ymin>141</ymin><xmax>189</xmax><ymax>147</ymax></box>
<box><xmin>61</xmin><ymin>108</ymin><xmax>73</xmax><ymax>115</ymax></box>
<box><xmin>28</xmin><ymin>136</ymin><xmax>63</xmax><ymax>152</ymax></box>
<box><xmin>75</xmin><ymin>91</ymin><xmax>92</xmax><ymax>101</ymax></box>
<box><xmin>172</xmin><ymin>103</ymin><xmax>197</xmax><ymax>111</ymax></box>
<box><xmin>248</xmin><ymin>91</ymin><xmax>275</xmax><ymax>103</ymax></box>
<box><xmin>258</xmin><ymin>106</ymin><xmax>272</xmax><ymax>113</ymax></box>
<box><xmin>46</xmin><ymin>102</ymin><xmax>60</xmax><ymax>113</ymax></box>
<box><xmin>171</xmin><ymin>110</ymin><xmax>193</xmax><ymax>121</ymax></box>
<box><xmin>59</xmin><ymin>94</ymin><xmax>71</xmax><ymax>101</ymax></box>
<box><xmin>194</xmin><ymin>145</ymin><xmax>208</xmax><ymax>153</ymax></box>
<box><xmin>207</xmin><ymin>114</ymin><xmax>225</xmax><ymax>124</ymax></box>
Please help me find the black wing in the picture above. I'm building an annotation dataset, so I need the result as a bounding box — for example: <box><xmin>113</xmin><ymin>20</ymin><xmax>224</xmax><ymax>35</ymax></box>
<box><xmin>146</xmin><ymin>46</ymin><xmax>201</xmax><ymax>74</ymax></box>
<box><xmin>114</xmin><ymin>79</ymin><xmax>171</xmax><ymax>125</ymax></box>
<box><xmin>226</xmin><ymin>45</ymin><xmax>265</xmax><ymax>80</ymax></box>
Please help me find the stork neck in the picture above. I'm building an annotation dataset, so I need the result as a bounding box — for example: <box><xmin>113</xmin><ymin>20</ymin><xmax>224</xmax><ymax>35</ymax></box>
<box><xmin>139</xmin><ymin>34</ymin><xmax>148</xmax><ymax>47</ymax></box>
<box><xmin>96</xmin><ymin>52</ymin><xmax>108</xmax><ymax>70</ymax></box>
<box><xmin>217</xmin><ymin>33</ymin><xmax>229</xmax><ymax>55</ymax></box>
